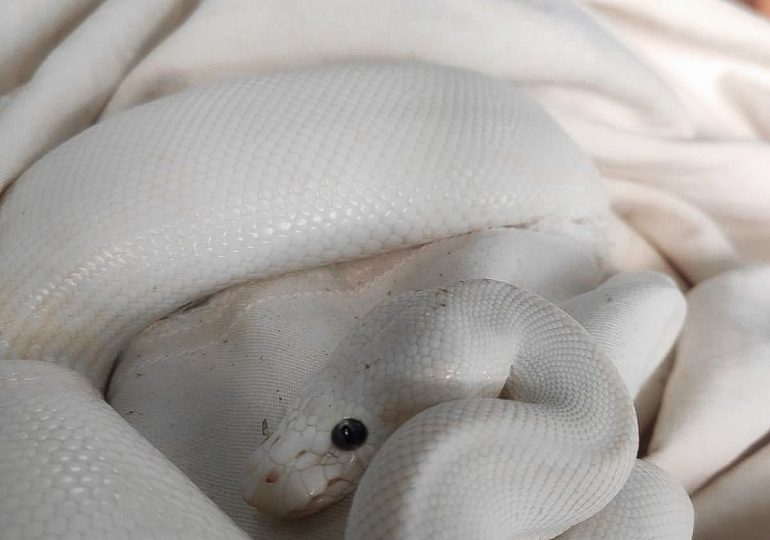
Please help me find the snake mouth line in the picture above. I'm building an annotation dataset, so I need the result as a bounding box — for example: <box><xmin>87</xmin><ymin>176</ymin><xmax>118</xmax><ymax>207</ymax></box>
<box><xmin>326</xmin><ymin>477</ymin><xmax>350</xmax><ymax>491</ymax></box>
<box><xmin>293</xmin><ymin>477</ymin><xmax>356</xmax><ymax>517</ymax></box>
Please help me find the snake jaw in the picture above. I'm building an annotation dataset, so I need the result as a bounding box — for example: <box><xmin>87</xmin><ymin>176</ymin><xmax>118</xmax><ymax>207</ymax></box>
<box><xmin>242</xmin><ymin>455</ymin><xmax>356</xmax><ymax>518</ymax></box>
<box><xmin>242</xmin><ymin>428</ymin><xmax>367</xmax><ymax>518</ymax></box>
<box><xmin>241</xmin><ymin>442</ymin><xmax>308</xmax><ymax>518</ymax></box>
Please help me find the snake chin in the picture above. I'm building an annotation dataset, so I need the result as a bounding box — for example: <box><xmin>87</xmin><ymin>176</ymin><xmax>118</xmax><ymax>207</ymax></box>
<box><xmin>307</xmin><ymin>477</ymin><xmax>356</xmax><ymax>511</ymax></box>
<box><xmin>277</xmin><ymin>477</ymin><xmax>356</xmax><ymax>518</ymax></box>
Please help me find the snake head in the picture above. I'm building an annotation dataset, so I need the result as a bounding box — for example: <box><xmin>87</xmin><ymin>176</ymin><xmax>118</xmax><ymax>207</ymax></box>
<box><xmin>241</xmin><ymin>392</ymin><xmax>381</xmax><ymax>518</ymax></box>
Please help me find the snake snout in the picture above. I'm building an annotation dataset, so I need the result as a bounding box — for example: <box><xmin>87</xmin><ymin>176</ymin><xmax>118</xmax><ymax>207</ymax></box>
<box><xmin>241</xmin><ymin>459</ymin><xmax>294</xmax><ymax>517</ymax></box>
<box><xmin>242</xmin><ymin>438</ymin><xmax>361</xmax><ymax>518</ymax></box>
<box><xmin>242</xmin><ymin>438</ymin><xmax>330</xmax><ymax>518</ymax></box>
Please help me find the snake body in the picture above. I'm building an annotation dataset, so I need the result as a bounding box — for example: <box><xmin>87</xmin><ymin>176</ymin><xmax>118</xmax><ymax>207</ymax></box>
<box><xmin>245</xmin><ymin>279</ymin><xmax>638</xmax><ymax>538</ymax></box>
<box><xmin>0</xmin><ymin>62</ymin><xmax>692</xmax><ymax>538</ymax></box>
<box><xmin>0</xmin><ymin>61</ymin><xmax>604</xmax><ymax>390</ymax></box>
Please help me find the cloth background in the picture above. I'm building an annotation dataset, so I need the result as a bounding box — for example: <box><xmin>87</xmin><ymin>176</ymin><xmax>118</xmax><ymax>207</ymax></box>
<box><xmin>1</xmin><ymin>1</ymin><xmax>769</xmax><ymax>538</ymax></box>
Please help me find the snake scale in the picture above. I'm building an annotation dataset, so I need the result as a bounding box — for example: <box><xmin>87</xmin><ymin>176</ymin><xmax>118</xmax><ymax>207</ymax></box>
<box><xmin>0</xmin><ymin>62</ymin><xmax>692</xmax><ymax>538</ymax></box>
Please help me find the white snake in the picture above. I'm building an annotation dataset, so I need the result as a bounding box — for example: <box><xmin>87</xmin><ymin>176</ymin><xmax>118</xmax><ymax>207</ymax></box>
<box><xmin>242</xmin><ymin>278</ymin><xmax>691</xmax><ymax>538</ymax></box>
<box><xmin>0</xmin><ymin>62</ymin><xmax>692</xmax><ymax>538</ymax></box>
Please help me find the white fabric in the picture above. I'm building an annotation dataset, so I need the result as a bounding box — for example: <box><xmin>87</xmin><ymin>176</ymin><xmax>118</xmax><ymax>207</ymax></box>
<box><xmin>648</xmin><ymin>266</ymin><xmax>770</xmax><ymax>492</ymax></box>
<box><xmin>693</xmin><ymin>438</ymin><xmax>770</xmax><ymax>540</ymax></box>
<box><xmin>1</xmin><ymin>1</ymin><xmax>769</xmax><ymax>538</ymax></box>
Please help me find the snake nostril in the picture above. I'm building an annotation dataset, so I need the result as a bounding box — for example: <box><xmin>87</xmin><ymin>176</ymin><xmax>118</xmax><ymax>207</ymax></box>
<box><xmin>264</xmin><ymin>469</ymin><xmax>280</xmax><ymax>484</ymax></box>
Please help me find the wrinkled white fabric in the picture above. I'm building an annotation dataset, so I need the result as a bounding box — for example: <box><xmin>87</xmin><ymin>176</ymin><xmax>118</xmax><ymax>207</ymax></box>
<box><xmin>1</xmin><ymin>0</ymin><xmax>769</xmax><ymax>538</ymax></box>
<box><xmin>0</xmin><ymin>0</ymin><xmax>195</xmax><ymax>187</ymax></box>
<box><xmin>692</xmin><ymin>437</ymin><xmax>770</xmax><ymax>540</ymax></box>
<box><xmin>584</xmin><ymin>0</ymin><xmax>770</xmax><ymax>272</ymax></box>
<box><xmin>648</xmin><ymin>266</ymin><xmax>770</xmax><ymax>492</ymax></box>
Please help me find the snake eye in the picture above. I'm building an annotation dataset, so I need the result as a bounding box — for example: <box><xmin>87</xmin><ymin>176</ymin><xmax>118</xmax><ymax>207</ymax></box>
<box><xmin>331</xmin><ymin>418</ymin><xmax>368</xmax><ymax>451</ymax></box>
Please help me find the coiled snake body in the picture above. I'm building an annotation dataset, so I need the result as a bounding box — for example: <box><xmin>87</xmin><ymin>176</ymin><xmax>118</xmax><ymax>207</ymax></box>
<box><xmin>0</xmin><ymin>62</ymin><xmax>692</xmax><ymax>539</ymax></box>
<box><xmin>244</xmin><ymin>279</ymin><xmax>638</xmax><ymax>538</ymax></box>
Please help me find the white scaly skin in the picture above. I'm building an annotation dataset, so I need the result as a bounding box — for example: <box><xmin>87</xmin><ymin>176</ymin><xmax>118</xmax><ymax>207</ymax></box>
<box><xmin>245</xmin><ymin>279</ymin><xmax>638</xmax><ymax>538</ymax></box>
<box><xmin>0</xmin><ymin>63</ymin><xmax>691</xmax><ymax>538</ymax></box>
<box><xmin>559</xmin><ymin>460</ymin><xmax>693</xmax><ymax>540</ymax></box>
<box><xmin>0</xmin><ymin>61</ymin><xmax>605</xmax><ymax>391</ymax></box>
<box><xmin>0</xmin><ymin>360</ymin><xmax>249</xmax><ymax>539</ymax></box>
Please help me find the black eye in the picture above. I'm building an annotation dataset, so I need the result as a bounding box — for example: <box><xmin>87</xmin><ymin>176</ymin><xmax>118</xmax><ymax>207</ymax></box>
<box><xmin>331</xmin><ymin>418</ymin><xmax>368</xmax><ymax>451</ymax></box>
